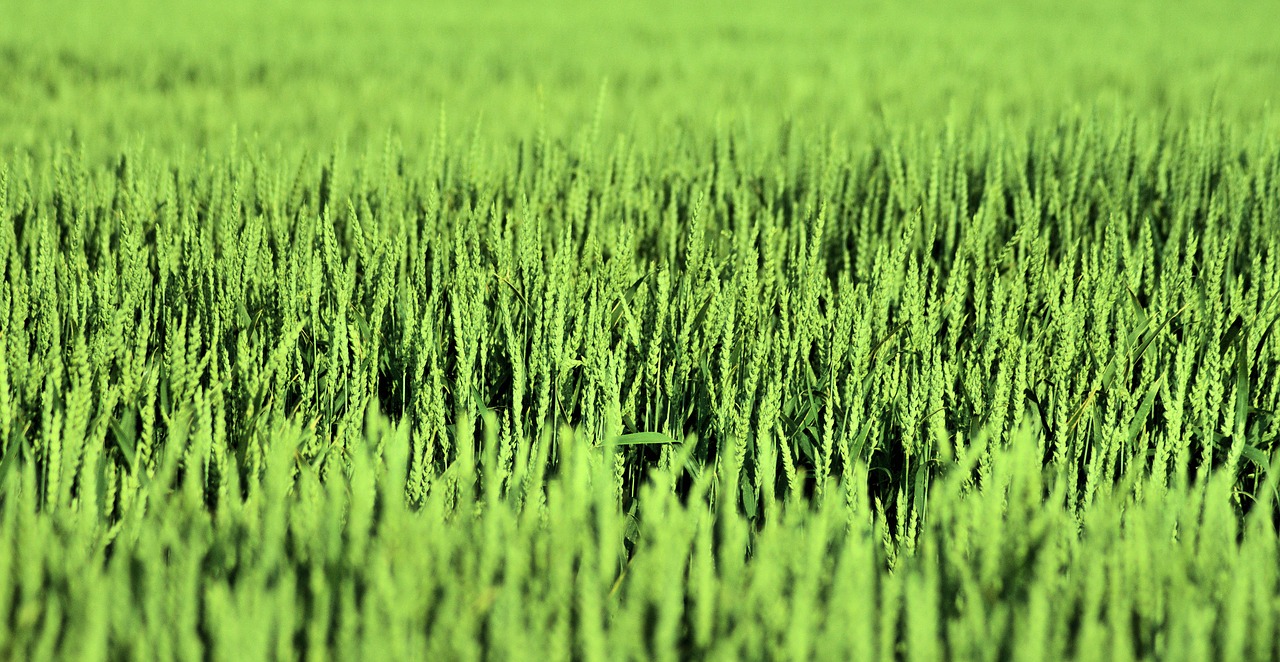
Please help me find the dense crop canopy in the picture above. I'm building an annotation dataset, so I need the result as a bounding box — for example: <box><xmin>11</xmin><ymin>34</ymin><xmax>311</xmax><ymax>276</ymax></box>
<box><xmin>1</xmin><ymin>0</ymin><xmax>1279</xmax><ymax>659</ymax></box>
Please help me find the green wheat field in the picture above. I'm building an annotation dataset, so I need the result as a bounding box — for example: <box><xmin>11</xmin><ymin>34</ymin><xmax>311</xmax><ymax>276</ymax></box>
<box><xmin>2</xmin><ymin>0</ymin><xmax>1280</xmax><ymax>659</ymax></box>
